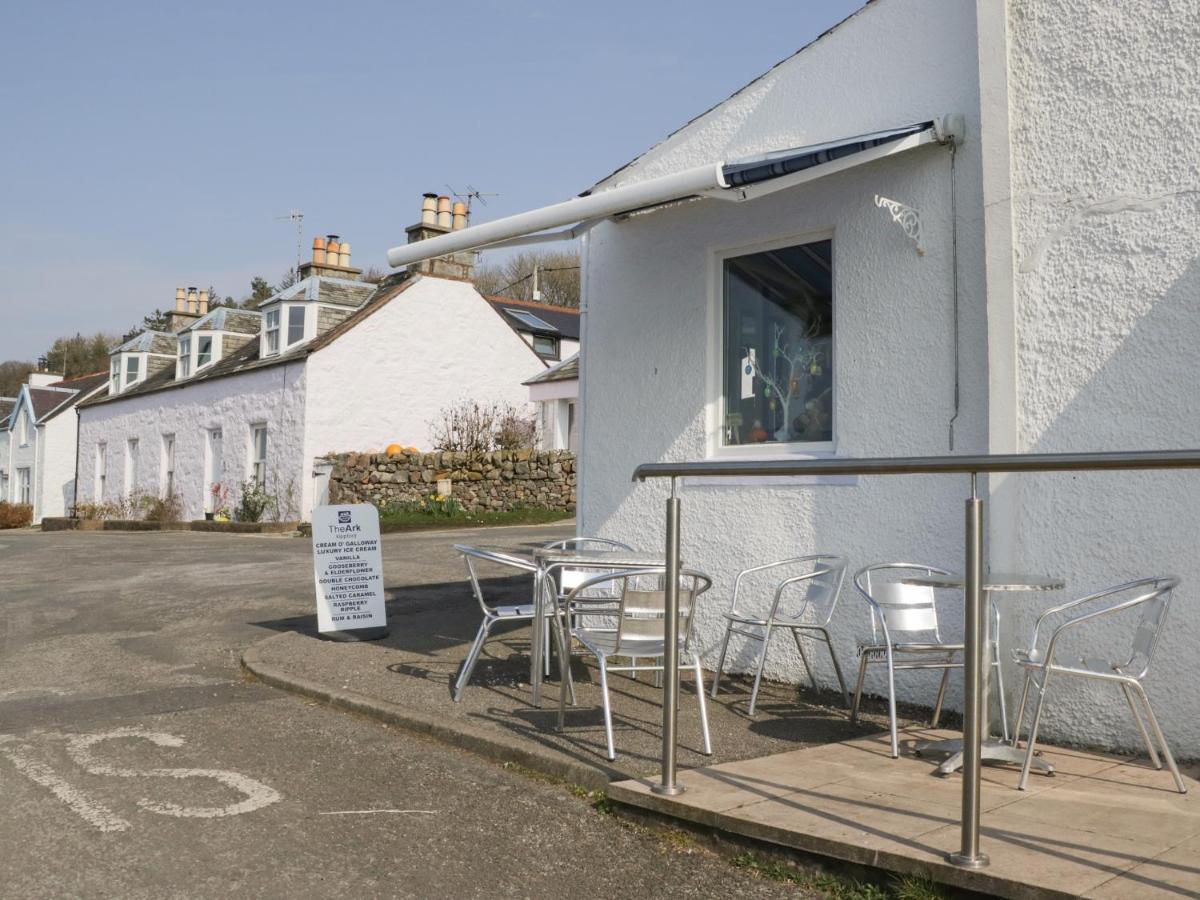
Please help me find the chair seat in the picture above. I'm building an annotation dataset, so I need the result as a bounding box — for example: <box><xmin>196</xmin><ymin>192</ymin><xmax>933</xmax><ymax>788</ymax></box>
<box><xmin>722</xmin><ymin>610</ymin><xmax>819</xmax><ymax>628</ymax></box>
<box><xmin>858</xmin><ymin>641</ymin><xmax>962</xmax><ymax>659</ymax></box>
<box><xmin>575</xmin><ymin>628</ymin><xmax>684</xmax><ymax>660</ymax></box>
<box><xmin>492</xmin><ymin>604</ymin><xmax>536</xmax><ymax>619</ymax></box>
<box><xmin>1013</xmin><ymin>649</ymin><xmax>1128</xmax><ymax>677</ymax></box>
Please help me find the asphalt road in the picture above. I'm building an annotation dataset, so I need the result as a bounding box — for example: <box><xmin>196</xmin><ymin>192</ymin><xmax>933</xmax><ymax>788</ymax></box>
<box><xmin>0</xmin><ymin>527</ymin><xmax>807</xmax><ymax>899</ymax></box>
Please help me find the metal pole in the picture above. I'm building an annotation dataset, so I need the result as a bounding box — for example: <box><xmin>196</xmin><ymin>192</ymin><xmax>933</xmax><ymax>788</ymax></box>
<box><xmin>949</xmin><ymin>472</ymin><xmax>988</xmax><ymax>868</ymax></box>
<box><xmin>653</xmin><ymin>477</ymin><xmax>684</xmax><ymax>796</ymax></box>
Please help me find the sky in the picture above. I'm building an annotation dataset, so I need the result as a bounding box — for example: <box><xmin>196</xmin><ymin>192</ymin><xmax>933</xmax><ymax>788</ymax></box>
<box><xmin>0</xmin><ymin>0</ymin><xmax>865</xmax><ymax>362</ymax></box>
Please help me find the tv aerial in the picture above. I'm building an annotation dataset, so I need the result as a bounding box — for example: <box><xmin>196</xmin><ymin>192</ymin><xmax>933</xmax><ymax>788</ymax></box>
<box><xmin>276</xmin><ymin>209</ymin><xmax>304</xmax><ymax>274</ymax></box>
<box><xmin>446</xmin><ymin>184</ymin><xmax>500</xmax><ymax>215</ymax></box>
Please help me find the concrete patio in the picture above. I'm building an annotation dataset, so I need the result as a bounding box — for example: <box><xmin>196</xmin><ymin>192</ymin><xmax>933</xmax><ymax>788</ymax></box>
<box><xmin>611</xmin><ymin>726</ymin><xmax>1200</xmax><ymax>899</ymax></box>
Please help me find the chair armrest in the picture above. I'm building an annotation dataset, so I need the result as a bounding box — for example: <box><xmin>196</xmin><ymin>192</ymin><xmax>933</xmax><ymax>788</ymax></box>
<box><xmin>731</xmin><ymin>557</ymin><xmax>828</xmax><ymax>616</ymax></box>
<box><xmin>1035</xmin><ymin>578</ymin><xmax>1176</xmax><ymax>665</ymax></box>
<box><xmin>770</xmin><ymin>566</ymin><xmax>835</xmax><ymax>621</ymax></box>
<box><xmin>454</xmin><ymin>544</ymin><xmax>537</xmax><ymax>573</ymax></box>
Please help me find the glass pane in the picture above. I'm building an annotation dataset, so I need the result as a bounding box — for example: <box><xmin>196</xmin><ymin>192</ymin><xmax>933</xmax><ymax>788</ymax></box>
<box><xmin>287</xmin><ymin>306</ymin><xmax>305</xmax><ymax>344</ymax></box>
<box><xmin>126</xmin><ymin>356</ymin><xmax>140</xmax><ymax>383</ymax></box>
<box><xmin>722</xmin><ymin>240</ymin><xmax>833</xmax><ymax>446</ymax></box>
<box><xmin>197</xmin><ymin>336</ymin><xmax>212</xmax><ymax>366</ymax></box>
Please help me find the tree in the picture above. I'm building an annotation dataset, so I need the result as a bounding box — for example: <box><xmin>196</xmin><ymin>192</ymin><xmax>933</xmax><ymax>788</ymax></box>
<box><xmin>275</xmin><ymin>266</ymin><xmax>300</xmax><ymax>292</ymax></box>
<box><xmin>0</xmin><ymin>360</ymin><xmax>37</xmax><ymax>397</ymax></box>
<box><xmin>248</xmin><ymin>276</ymin><xmax>273</xmax><ymax>307</ymax></box>
<box><xmin>42</xmin><ymin>332</ymin><xmax>120</xmax><ymax>379</ymax></box>
<box><xmin>474</xmin><ymin>250</ymin><xmax>580</xmax><ymax>307</ymax></box>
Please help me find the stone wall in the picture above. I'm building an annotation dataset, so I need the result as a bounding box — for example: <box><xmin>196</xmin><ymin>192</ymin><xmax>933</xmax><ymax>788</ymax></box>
<box><xmin>326</xmin><ymin>449</ymin><xmax>575</xmax><ymax>513</ymax></box>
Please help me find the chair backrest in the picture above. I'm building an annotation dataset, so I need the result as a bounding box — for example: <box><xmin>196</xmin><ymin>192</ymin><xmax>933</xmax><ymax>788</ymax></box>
<box><xmin>541</xmin><ymin>537</ymin><xmax>634</xmax><ymax>553</ymax></box>
<box><xmin>854</xmin><ymin>563</ymin><xmax>953</xmax><ymax>643</ymax></box>
<box><xmin>455</xmin><ymin>544</ymin><xmax>536</xmax><ymax>616</ymax></box>
<box><xmin>1119</xmin><ymin>577</ymin><xmax>1177</xmax><ymax>677</ymax></box>
<box><xmin>566</xmin><ymin>568</ymin><xmax>711</xmax><ymax>654</ymax></box>
<box><xmin>771</xmin><ymin>555</ymin><xmax>847</xmax><ymax>624</ymax></box>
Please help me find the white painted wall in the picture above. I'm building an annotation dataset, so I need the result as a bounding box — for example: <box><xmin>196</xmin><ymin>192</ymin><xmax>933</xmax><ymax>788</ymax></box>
<box><xmin>303</xmin><ymin>275</ymin><xmax>543</xmax><ymax>511</ymax></box>
<box><xmin>10</xmin><ymin>404</ymin><xmax>39</xmax><ymax>514</ymax></box>
<box><xmin>35</xmin><ymin>410</ymin><xmax>82</xmax><ymax>520</ymax></box>
<box><xmin>1003</xmin><ymin>0</ymin><xmax>1200</xmax><ymax>752</ymax></box>
<box><xmin>78</xmin><ymin>363</ymin><xmax>307</xmax><ymax>522</ymax></box>
<box><xmin>581</xmin><ymin>0</ymin><xmax>989</xmax><ymax>718</ymax></box>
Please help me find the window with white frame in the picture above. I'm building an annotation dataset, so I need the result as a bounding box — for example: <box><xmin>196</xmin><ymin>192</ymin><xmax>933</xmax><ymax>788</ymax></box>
<box><xmin>18</xmin><ymin>409</ymin><xmax>30</xmax><ymax>446</ymax></box>
<box><xmin>265</xmin><ymin>309</ymin><xmax>280</xmax><ymax>354</ymax></box>
<box><xmin>178</xmin><ymin>336</ymin><xmax>192</xmax><ymax>377</ymax></box>
<box><xmin>125</xmin><ymin>354</ymin><xmax>140</xmax><ymax>386</ymax></box>
<box><xmin>95</xmin><ymin>443</ymin><xmax>107</xmax><ymax>499</ymax></box>
<box><xmin>110</xmin><ymin>357</ymin><xmax>120</xmax><ymax>393</ymax></box>
<box><xmin>287</xmin><ymin>306</ymin><xmax>305</xmax><ymax>346</ymax></box>
<box><xmin>125</xmin><ymin>437</ymin><xmax>139</xmax><ymax>493</ymax></box>
<box><xmin>162</xmin><ymin>434</ymin><xmax>175</xmax><ymax>497</ymax></box>
<box><xmin>250</xmin><ymin>425</ymin><xmax>267</xmax><ymax>487</ymax></box>
<box><xmin>721</xmin><ymin>238</ymin><xmax>833</xmax><ymax>449</ymax></box>
<box><xmin>17</xmin><ymin>468</ymin><xmax>31</xmax><ymax>505</ymax></box>
<box><xmin>197</xmin><ymin>335</ymin><xmax>213</xmax><ymax>368</ymax></box>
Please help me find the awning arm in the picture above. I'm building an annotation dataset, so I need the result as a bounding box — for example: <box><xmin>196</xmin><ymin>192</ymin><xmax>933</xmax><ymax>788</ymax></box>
<box><xmin>481</xmin><ymin>218</ymin><xmax>602</xmax><ymax>252</ymax></box>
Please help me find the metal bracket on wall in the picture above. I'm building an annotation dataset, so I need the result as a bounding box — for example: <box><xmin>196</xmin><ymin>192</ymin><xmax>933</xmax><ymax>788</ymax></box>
<box><xmin>874</xmin><ymin>195</ymin><xmax>924</xmax><ymax>256</ymax></box>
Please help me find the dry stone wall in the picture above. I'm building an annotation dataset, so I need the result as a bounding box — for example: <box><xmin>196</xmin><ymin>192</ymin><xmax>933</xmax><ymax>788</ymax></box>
<box><xmin>326</xmin><ymin>449</ymin><xmax>575</xmax><ymax>513</ymax></box>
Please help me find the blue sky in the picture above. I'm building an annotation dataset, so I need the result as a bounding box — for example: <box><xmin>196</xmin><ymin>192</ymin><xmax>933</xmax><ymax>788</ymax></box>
<box><xmin>0</xmin><ymin>1</ymin><xmax>864</xmax><ymax>362</ymax></box>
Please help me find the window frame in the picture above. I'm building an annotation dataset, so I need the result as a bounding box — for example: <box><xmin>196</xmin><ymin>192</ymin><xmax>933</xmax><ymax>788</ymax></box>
<box><xmin>286</xmin><ymin>305</ymin><xmax>305</xmax><ymax>346</ymax></box>
<box><xmin>125</xmin><ymin>437</ymin><xmax>139</xmax><ymax>493</ymax></box>
<box><xmin>265</xmin><ymin>309</ymin><xmax>280</xmax><ymax>355</ymax></box>
<box><xmin>125</xmin><ymin>353</ymin><xmax>141</xmax><ymax>386</ymax></box>
<box><xmin>178</xmin><ymin>336</ymin><xmax>192</xmax><ymax>378</ymax></box>
<box><xmin>707</xmin><ymin>229</ymin><xmax>837</xmax><ymax>460</ymax></box>
<box><xmin>250</xmin><ymin>424</ymin><xmax>267</xmax><ymax>488</ymax></box>
<box><xmin>161</xmin><ymin>434</ymin><xmax>176</xmax><ymax>498</ymax></box>
<box><xmin>110</xmin><ymin>356</ymin><xmax>120</xmax><ymax>393</ymax></box>
<box><xmin>531</xmin><ymin>334</ymin><xmax>560</xmax><ymax>360</ymax></box>
<box><xmin>17</xmin><ymin>467</ymin><xmax>31</xmax><ymax>505</ymax></box>
<box><xmin>196</xmin><ymin>333</ymin><xmax>214</xmax><ymax>369</ymax></box>
<box><xmin>95</xmin><ymin>442</ymin><xmax>107</xmax><ymax>500</ymax></box>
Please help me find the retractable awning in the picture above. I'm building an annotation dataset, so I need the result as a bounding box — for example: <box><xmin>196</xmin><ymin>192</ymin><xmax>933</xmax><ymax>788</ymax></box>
<box><xmin>387</xmin><ymin>118</ymin><xmax>953</xmax><ymax>269</ymax></box>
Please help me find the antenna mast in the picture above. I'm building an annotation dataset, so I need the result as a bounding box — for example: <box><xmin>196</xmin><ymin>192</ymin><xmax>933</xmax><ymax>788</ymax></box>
<box><xmin>276</xmin><ymin>209</ymin><xmax>305</xmax><ymax>275</ymax></box>
<box><xmin>446</xmin><ymin>184</ymin><xmax>500</xmax><ymax>216</ymax></box>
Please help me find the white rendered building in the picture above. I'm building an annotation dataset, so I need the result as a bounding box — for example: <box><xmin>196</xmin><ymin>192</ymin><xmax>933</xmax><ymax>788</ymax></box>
<box><xmin>388</xmin><ymin>0</ymin><xmax>1200</xmax><ymax>754</ymax></box>
<box><xmin>77</xmin><ymin>220</ymin><xmax>571</xmax><ymax>522</ymax></box>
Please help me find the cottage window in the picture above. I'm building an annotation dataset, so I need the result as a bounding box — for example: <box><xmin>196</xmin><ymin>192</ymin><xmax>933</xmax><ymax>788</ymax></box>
<box><xmin>178</xmin><ymin>337</ymin><xmax>191</xmax><ymax>378</ymax></box>
<box><xmin>110</xmin><ymin>357</ymin><xmax>120</xmax><ymax>393</ymax></box>
<box><xmin>162</xmin><ymin>434</ymin><xmax>176</xmax><ymax>498</ymax></box>
<box><xmin>532</xmin><ymin>335</ymin><xmax>559</xmax><ymax>360</ymax></box>
<box><xmin>197</xmin><ymin>335</ymin><xmax>213</xmax><ymax>368</ymax></box>
<box><xmin>721</xmin><ymin>238</ymin><xmax>833</xmax><ymax>448</ymax></box>
<box><xmin>251</xmin><ymin>425</ymin><xmax>268</xmax><ymax>488</ymax></box>
<box><xmin>17</xmin><ymin>468</ymin><xmax>31</xmax><ymax>505</ymax></box>
<box><xmin>125</xmin><ymin>354</ymin><xmax>141</xmax><ymax>386</ymax></box>
<box><xmin>287</xmin><ymin>306</ymin><xmax>305</xmax><ymax>345</ymax></box>
<box><xmin>265</xmin><ymin>310</ymin><xmax>280</xmax><ymax>354</ymax></box>
<box><xmin>95</xmin><ymin>443</ymin><xmax>107</xmax><ymax>500</ymax></box>
<box><xmin>19</xmin><ymin>410</ymin><xmax>30</xmax><ymax>447</ymax></box>
<box><xmin>125</xmin><ymin>438</ymin><xmax>139</xmax><ymax>493</ymax></box>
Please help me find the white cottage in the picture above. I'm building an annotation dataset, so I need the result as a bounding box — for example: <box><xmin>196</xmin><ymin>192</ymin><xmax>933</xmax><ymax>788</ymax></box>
<box><xmin>2</xmin><ymin>370</ymin><xmax>107</xmax><ymax>521</ymax></box>
<box><xmin>386</xmin><ymin>0</ymin><xmax>1200</xmax><ymax>755</ymax></box>
<box><xmin>77</xmin><ymin>208</ymin><xmax>572</xmax><ymax>522</ymax></box>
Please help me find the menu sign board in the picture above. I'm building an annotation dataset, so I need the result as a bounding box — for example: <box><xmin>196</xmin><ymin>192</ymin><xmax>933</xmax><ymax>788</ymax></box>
<box><xmin>312</xmin><ymin>504</ymin><xmax>388</xmax><ymax>638</ymax></box>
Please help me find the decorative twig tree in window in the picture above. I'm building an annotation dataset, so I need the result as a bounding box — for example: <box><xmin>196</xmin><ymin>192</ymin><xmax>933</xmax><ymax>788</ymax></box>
<box><xmin>748</xmin><ymin>320</ymin><xmax>829</xmax><ymax>442</ymax></box>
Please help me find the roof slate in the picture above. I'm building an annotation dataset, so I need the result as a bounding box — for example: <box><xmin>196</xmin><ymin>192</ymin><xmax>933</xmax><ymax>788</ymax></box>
<box><xmin>114</xmin><ymin>331</ymin><xmax>176</xmax><ymax>355</ymax></box>
<box><xmin>524</xmin><ymin>353</ymin><xmax>579</xmax><ymax>385</ymax></box>
<box><xmin>181</xmin><ymin>307</ymin><xmax>262</xmax><ymax>335</ymax></box>
<box><xmin>484</xmin><ymin>296</ymin><xmax>581</xmax><ymax>340</ymax></box>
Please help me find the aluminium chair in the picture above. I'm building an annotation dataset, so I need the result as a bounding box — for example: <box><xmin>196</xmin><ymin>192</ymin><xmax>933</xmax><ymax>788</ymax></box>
<box><xmin>710</xmin><ymin>555</ymin><xmax>850</xmax><ymax>715</ymax></box>
<box><xmin>452</xmin><ymin>545</ymin><xmax>574</xmax><ymax>703</ymax></box>
<box><xmin>1010</xmin><ymin>576</ymin><xmax>1186</xmax><ymax>793</ymax></box>
<box><xmin>556</xmin><ymin>567</ymin><xmax>713</xmax><ymax>761</ymax></box>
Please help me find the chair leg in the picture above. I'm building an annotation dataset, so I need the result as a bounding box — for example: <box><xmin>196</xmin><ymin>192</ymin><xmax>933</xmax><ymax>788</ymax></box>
<box><xmin>710</xmin><ymin>622</ymin><xmax>734</xmax><ymax>699</ymax></box>
<box><xmin>1018</xmin><ymin>671</ymin><xmax>1051</xmax><ymax>791</ymax></box>
<box><xmin>850</xmin><ymin>654</ymin><xmax>869</xmax><ymax>725</ymax></box>
<box><xmin>1121</xmin><ymin>682</ymin><xmax>1161</xmax><ymax>769</ymax></box>
<box><xmin>747</xmin><ymin>625</ymin><xmax>774</xmax><ymax>717</ymax></box>
<box><xmin>1011</xmin><ymin>670</ymin><xmax>1033</xmax><ymax>747</ymax></box>
<box><xmin>818</xmin><ymin>629</ymin><xmax>851</xmax><ymax>708</ymax></box>
<box><xmin>931</xmin><ymin>667</ymin><xmax>950</xmax><ymax>728</ymax></box>
<box><xmin>550</xmin><ymin>613</ymin><xmax>575</xmax><ymax>707</ymax></box>
<box><xmin>692</xmin><ymin>653</ymin><xmax>712</xmax><ymax>755</ymax></box>
<box><xmin>884</xmin><ymin>650</ymin><xmax>900</xmax><ymax>758</ymax></box>
<box><xmin>453</xmin><ymin>618</ymin><xmax>493</xmax><ymax>701</ymax></box>
<box><xmin>992</xmin><ymin>641</ymin><xmax>1010</xmax><ymax>743</ymax></box>
<box><xmin>597</xmin><ymin>656</ymin><xmax>615</xmax><ymax>761</ymax></box>
<box><xmin>543</xmin><ymin>617</ymin><xmax>552</xmax><ymax>678</ymax></box>
<box><xmin>791</xmin><ymin>630</ymin><xmax>815</xmax><ymax>690</ymax></box>
<box><xmin>1131</xmin><ymin>682</ymin><xmax>1187</xmax><ymax>794</ymax></box>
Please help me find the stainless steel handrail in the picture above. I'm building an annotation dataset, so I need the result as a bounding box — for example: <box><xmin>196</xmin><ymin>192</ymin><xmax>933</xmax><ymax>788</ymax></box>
<box><xmin>631</xmin><ymin>448</ymin><xmax>1200</xmax><ymax>868</ymax></box>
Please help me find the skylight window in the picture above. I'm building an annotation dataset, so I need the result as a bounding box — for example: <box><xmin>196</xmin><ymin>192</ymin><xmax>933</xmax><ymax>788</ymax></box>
<box><xmin>505</xmin><ymin>308</ymin><xmax>558</xmax><ymax>333</ymax></box>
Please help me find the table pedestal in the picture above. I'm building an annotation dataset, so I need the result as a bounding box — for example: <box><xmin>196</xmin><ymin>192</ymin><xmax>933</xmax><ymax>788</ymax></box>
<box><xmin>917</xmin><ymin>737</ymin><xmax>1056</xmax><ymax>776</ymax></box>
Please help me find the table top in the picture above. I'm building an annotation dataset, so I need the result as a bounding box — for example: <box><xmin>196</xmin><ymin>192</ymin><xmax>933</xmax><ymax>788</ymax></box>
<box><xmin>531</xmin><ymin>547</ymin><xmax>665</xmax><ymax>567</ymax></box>
<box><xmin>902</xmin><ymin>573</ymin><xmax>1064</xmax><ymax>592</ymax></box>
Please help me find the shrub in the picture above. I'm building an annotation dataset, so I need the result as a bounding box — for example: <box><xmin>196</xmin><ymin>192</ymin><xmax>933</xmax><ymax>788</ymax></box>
<box><xmin>430</xmin><ymin>399</ymin><xmax>539</xmax><ymax>452</ymax></box>
<box><xmin>140</xmin><ymin>493</ymin><xmax>183</xmax><ymax>523</ymax></box>
<box><xmin>0</xmin><ymin>502</ymin><xmax>33</xmax><ymax>529</ymax></box>
<box><xmin>234</xmin><ymin>479</ymin><xmax>270</xmax><ymax>522</ymax></box>
<box><xmin>495</xmin><ymin>406</ymin><xmax>539</xmax><ymax>451</ymax></box>
<box><xmin>74</xmin><ymin>494</ymin><xmax>147</xmax><ymax>521</ymax></box>
<box><xmin>380</xmin><ymin>495</ymin><xmax>465</xmax><ymax>519</ymax></box>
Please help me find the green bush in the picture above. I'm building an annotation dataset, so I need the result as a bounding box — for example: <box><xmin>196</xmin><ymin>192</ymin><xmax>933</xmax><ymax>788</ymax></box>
<box><xmin>140</xmin><ymin>493</ymin><xmax>183</xmax><ymax>523</ymax></box>
<box><xmin>0</xmin><ymin>502</ymin><xmax>33</xmax><ymax>529</ymax></box>
<box><xmin>235</xmin><ymin>480</ymin><xmax>271</xmax><ymax>522</ymax></box>
<box><xmin>380</xmin><ymin>495</ymin><xmax>465</xmax><ymax>518</ymax></box>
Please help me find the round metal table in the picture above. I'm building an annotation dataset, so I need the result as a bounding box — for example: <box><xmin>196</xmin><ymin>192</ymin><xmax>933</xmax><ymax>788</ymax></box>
<box><xmin>901</xmin><ymin>573</ymin><xmax>1064</xmax><ymax>776</ymax></box>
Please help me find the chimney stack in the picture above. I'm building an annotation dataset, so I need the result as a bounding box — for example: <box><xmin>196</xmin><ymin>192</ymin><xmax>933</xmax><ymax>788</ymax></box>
<box><xmin>163</xmin><ymin>286</ymin><xmax>202</xmax><ymax>332</ymax></box>
<box><xmin>312</xmin><ymin>236</ymin><xmax>327</xmax><ymax>264</ymax></box>
<box><xmin>296</xmin><ymin>232</ymin><xmax>363</xmax><ymax>281</ymax></box>
<box><xmin>175</xmin><ymin>287</ymin><xmax>186</xmax><ymax>312</ymax></box>
<box><xmin>198</xmin><ymin>289</ymin><xmax>209</xmax><ymax>315</ymax></box>
<box><xmin>421</xmin><ymin>193</ymin><xmax>438</xmax><ymax>225</ymax></box>
<box><xmin>404</xmin><ymin>192</ymin><xmax>475</xmax><ymax>281</ymax></box>
<box><xmin>187</xmin><ymin>287</ymin><xmax>198</xmax><ymax>314</ymax></box>
<box><xmin>452</xmin><ymin>202</ymin><xmax>468</xmax><ymax>231</ymax></box>
<box><xmin>436</xmin><ymin>196</ymin><xmax>452</xmax><ymax>229</ymax></box>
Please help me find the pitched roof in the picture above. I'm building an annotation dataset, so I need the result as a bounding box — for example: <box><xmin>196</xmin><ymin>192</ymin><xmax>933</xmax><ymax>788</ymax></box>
<box><xmin>484</xmin><ymin>296</ymin><xmax>581</xmax><ymax>340</ymax></box>
<box><xmin>0</xmin><ymin>397</ymin><xmax>16</xmax><ymax>426</ymax></box>
<box><xmin>261</xmin><ymin>275</ymin><xmax>376</xmax><ymax>309</ymax></box>
<box><xmin>20</xmin><ymin>372</ymin><xmax>109</xmax><ymax>423</ymax></box>
<box><xmin>524</xmin><ymin>353</ymin><xmax>579</xmax><ymax>385</ymax></box>
<box><xmin>113</xmin><ymin>331</ymin><xmax>176</xmax><ymax>355</ymax></box>
<box><xmin>80</xmin><ymin>274</ymin><xmax>418</xmax><ymax>410</ymax></box>
<box><xmin>180</xmin><ymin>306</ymin><xmax>262</xmax><ymax>335</ymax></box>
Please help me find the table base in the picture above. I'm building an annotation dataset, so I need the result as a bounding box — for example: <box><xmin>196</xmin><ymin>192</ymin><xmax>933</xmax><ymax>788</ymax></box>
<box><xmin>915</xmin><ymin>738</ymin><xmax>1056</xmax><ymax>777</ymax></box>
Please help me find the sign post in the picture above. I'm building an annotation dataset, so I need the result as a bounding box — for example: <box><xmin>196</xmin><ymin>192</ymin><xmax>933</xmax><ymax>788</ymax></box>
<box><xmin>312</xmin><ymin>504</ymin><xmax>389</xmax><ymax>641</ymax></box>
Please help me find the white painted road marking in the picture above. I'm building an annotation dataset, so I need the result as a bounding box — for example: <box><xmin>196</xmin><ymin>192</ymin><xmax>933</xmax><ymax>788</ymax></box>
<box><xmin>66</xmin><ymin>727</ymin><xmax>282</xmax><ymax>819</ymax></box>
<box><xmin>0</xmin><ymin>742</ymin><xmax>131</xmax><ymax>833</ymax></box>
<box><xmin>319</xmin><ymin>809</ymin><xmax>438</xmax><ymax>816</ymax></box>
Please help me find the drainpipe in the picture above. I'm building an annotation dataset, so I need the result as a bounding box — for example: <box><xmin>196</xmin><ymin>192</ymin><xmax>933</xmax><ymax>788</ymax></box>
<box><xmin>72</xmin><ymin>407</ymin><xmax>81</xmax><ymax>517</ymax></box>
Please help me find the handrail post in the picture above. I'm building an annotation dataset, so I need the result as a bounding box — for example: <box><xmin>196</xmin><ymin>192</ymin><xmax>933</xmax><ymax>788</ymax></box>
<box><xmin>950</xmin><ymin>472</ymin><xmax>988</xmax><ymax>867</ymax></box>
<box><xmin>653</xmin><ymin>477</ymin><xmax>684</xmax><ymax>796</ymax></box>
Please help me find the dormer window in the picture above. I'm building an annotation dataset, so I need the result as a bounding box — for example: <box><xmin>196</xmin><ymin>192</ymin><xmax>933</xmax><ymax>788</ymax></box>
<box><xmin>125</xmin><ymin>355</ymin><xmax>141</xmax><ymax>385</ymax></box>
<box><xmin>110</xmin><ymin>357</ymin><xmax>119</xmax><ymax>393</ymax></box>
<box><xmin>178</xmin><ymin>336</ymin><xmax>192</xmax><ymax>378</ymax></box>
<box><xmin>287</xmin><ymin>306</ymin><xmax>305</xmax><ymax>346</ymax></box>
<box><xmin>197</xmin><ymin>335</ymin><xmax>213</xmax><ymax>368</ymax></box>
<box><xmin>265</xmin><ymin>309</ymin><xmax>280</xmax><ymax>354</ymax></box>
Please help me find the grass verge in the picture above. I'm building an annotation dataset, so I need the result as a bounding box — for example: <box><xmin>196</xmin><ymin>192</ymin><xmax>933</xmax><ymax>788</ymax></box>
<box><xmin>378</xmin><ymin>507</ymin><xmax>574</xmax><ymax>532</ymax></box>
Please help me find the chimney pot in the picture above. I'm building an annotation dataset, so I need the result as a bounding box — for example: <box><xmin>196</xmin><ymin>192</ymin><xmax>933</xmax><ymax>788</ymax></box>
<box><xmin>338</xmin><ymin>241</ymin><xmax>351</xmax><ymax>267</ymax></box>
<box><xmin>198</xmin><ymin>289</ymin><xmax>209</xmax><ymax>315</ymax></box>
<box><xmin>452</xmin><ymin>201</ymin><xmax>468</xmax><ymax>231</ymax></box>
<box><xmin>312</xmin><ymin>236</ymin><xmax>327</xmax><ymax>264</ymax></box>
<box><xmin>175</xmin><ymin>287</ymin><xmax>186</xmax><ymax>312</ymax></box>
<box><xmin>421</xmin><ymin>193</ymin><xmax>438</xmax><ymax>226</ymax></box>
<box><xmin>436</xmin><ymin>195</ymin><xmax>452</xmax><ymax>229</ymax></box>
<box><xmin>187</xmin><ymin>286</ymin><xmax>198</xmax><ymax>314</ymax></box>
<box><xmin>326</xmin><ymin>238</ymin><xmax>340</xmax><ymax>264</ymax></box>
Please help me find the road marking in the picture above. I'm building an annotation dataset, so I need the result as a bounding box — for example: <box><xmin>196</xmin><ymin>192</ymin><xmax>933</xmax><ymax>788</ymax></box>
<box><xmin>66</xmin><ymin>727</ymin><xmax>282</xmax><ymax>819</ymax></box>
<box><xmin>318</xmin><ymin>809</ymin><xmax>438</xmax><ymax>816</ymax></box>
<box><xmin>0</xmin><ymin>743</ymin><xmax>130</xmax><ymax>833</ymax></box>
<box><xmin>0</xmin><ymin>688</ymin><xmax>73</xmax><ymax>701</ymax></box>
